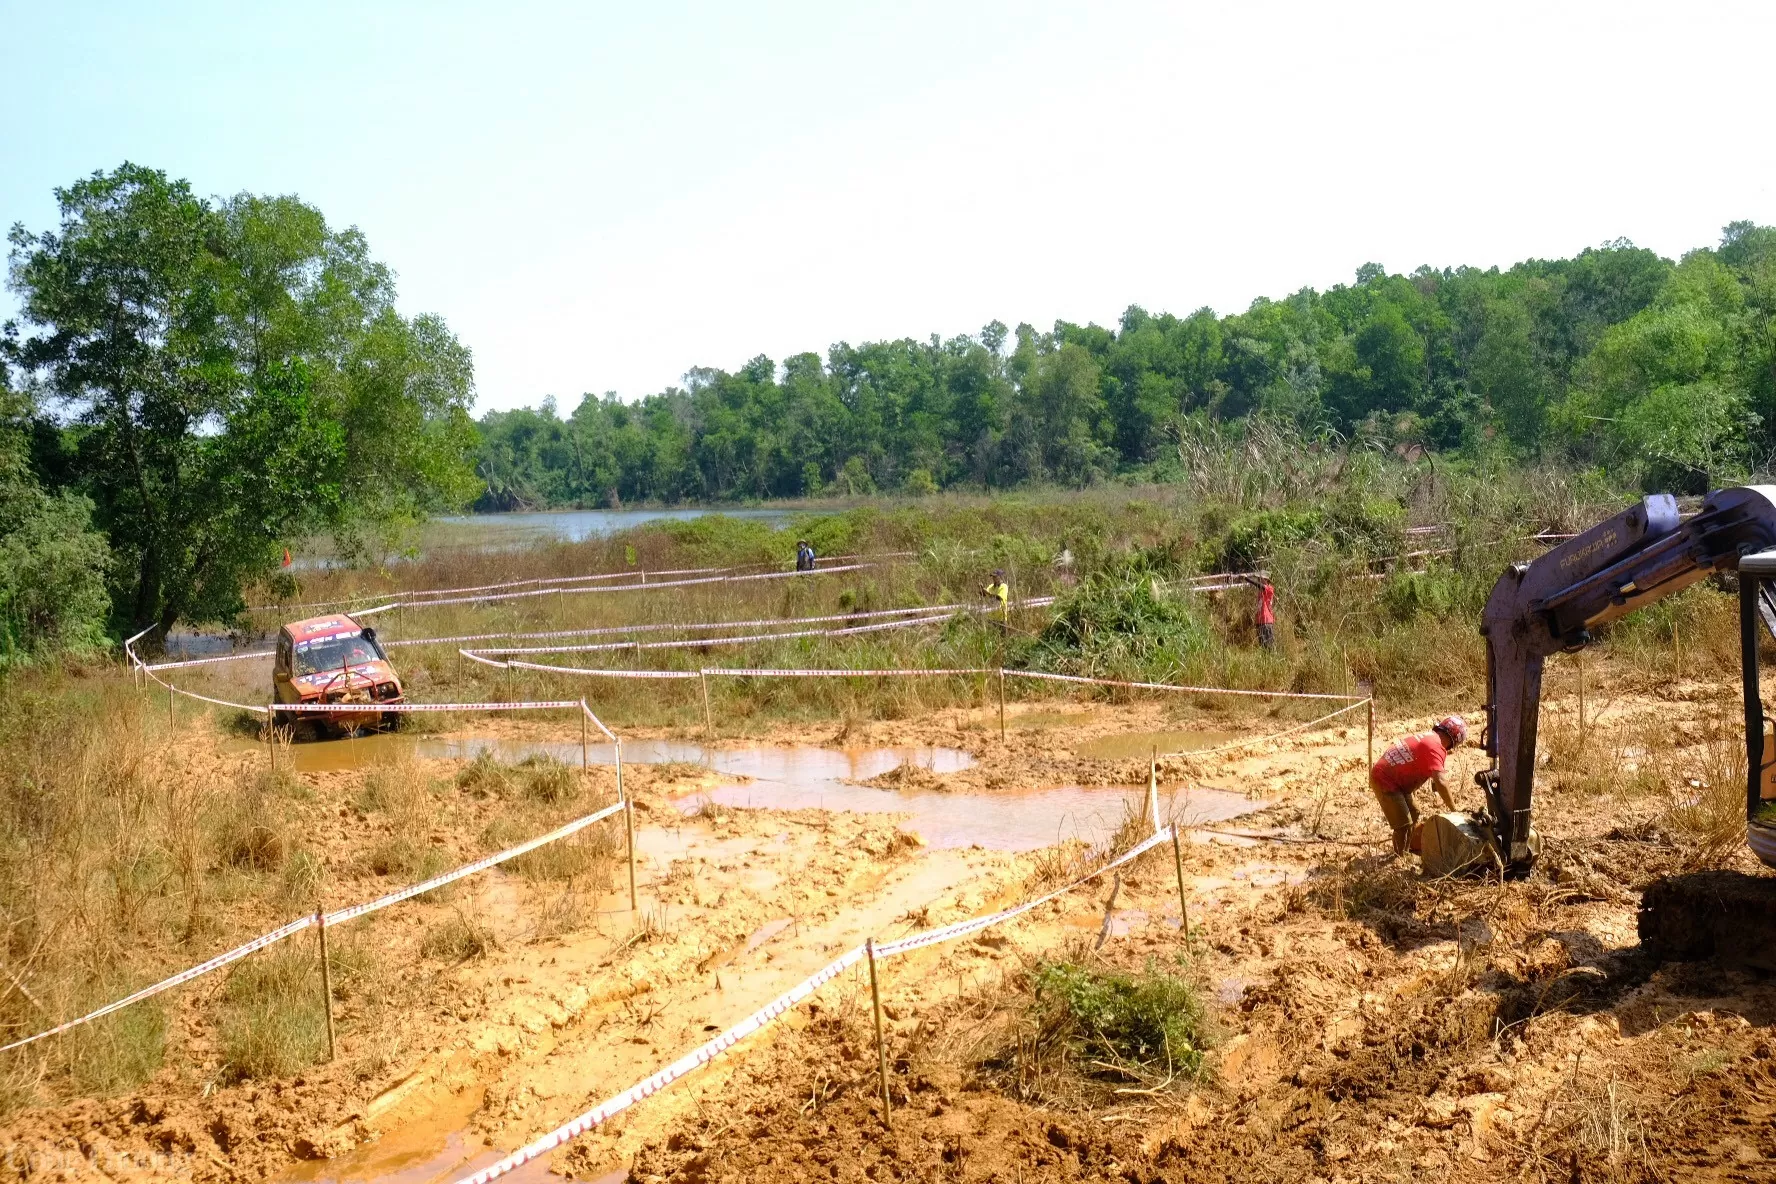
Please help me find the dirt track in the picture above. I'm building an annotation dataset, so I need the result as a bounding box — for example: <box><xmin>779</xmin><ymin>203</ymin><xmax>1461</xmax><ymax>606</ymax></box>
<box><xmin>2</xmin><ymin>684</ymin><xmax>1773</xmax><ymax>1182</ymax></box>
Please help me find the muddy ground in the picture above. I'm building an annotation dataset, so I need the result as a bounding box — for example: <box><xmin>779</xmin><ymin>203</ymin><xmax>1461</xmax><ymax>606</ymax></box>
<box><xmin>2</xmin><ymin>677</ymin><xmax>1773</xmax><ymax>1182</ymax></box>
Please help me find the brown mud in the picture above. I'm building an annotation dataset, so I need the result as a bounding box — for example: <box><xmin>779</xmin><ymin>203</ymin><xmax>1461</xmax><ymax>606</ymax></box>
<box><xmin>2</xmin><ymin>684</ymin><xmax>1773</xmax><ymax>1181</ymax></box>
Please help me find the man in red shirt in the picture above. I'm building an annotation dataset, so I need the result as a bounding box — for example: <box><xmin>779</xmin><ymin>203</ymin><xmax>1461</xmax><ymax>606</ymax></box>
<box><xmin>1242</xmin><ymin>574</ymin><xmax>1276</xmax><ymax>649</ymax></box>
<box><xmin>1370</xmin><ymin>715</ymin><xmax>1467</xmax><ymax>855</ymax></box>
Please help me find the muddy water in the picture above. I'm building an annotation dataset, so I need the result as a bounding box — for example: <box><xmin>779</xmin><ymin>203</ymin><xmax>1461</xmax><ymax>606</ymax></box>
<box><xmin>676</xmin><ymin>781</ymin><xmax>1263</xmax><ymax>851</ymax></box>
<box><xmin>1074</xmin><ymin>728</ymin><xmax>1236</xmax><ymax>760</ymax></box>
<box><xmin>252</xmin><ymin>731</ymin><xmax>975</xmax><ymax>780</ymax></box>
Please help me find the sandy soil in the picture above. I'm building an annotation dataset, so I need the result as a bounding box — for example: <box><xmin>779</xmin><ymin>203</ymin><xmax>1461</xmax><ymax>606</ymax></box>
<box><xmin>2</xmin><ymin>680</ymin><xmax>1773</xmax><ymax>1182</ymax></box>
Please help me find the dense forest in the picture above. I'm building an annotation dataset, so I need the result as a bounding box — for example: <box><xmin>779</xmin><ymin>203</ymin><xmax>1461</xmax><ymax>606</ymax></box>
<box><xmin>476</xmin><ymin>224</ymin><xmax>1776</xmax><ymax>508</ymax></box>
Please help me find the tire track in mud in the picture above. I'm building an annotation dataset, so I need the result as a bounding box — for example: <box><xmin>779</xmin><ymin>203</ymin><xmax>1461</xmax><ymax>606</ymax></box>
<box><xmin>282</xmin><ymin>805</ymin><xmax>1020</xmax><ymax>1182</ymax></box>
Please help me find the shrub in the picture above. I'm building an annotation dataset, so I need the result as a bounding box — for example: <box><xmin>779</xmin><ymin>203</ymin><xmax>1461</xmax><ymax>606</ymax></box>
<box><xmin>62</xmin><ymin>984</ymin><xmax>165</xmax><ymax>1096</ymax></box>
<box><xmin>1030</xmin><ymin>959</ymin><xmax>1210</xmax><ymax>1076</ymax></box>
<box><xmin>218</xmin><ymin>945</ymin><xmax>327</xmax><ymax>1081</ymax></box>
<box><xmin>420</xmin><ymin>909</ymin><xmax>495</xmax><ymax>962</ymax></box>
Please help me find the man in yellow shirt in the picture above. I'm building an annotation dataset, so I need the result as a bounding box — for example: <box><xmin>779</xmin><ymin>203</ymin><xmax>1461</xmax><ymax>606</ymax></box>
<box><xmin>982</xmin><ymin>569</ymin><xmax>1009</xmax><ymax>631</ymax></box>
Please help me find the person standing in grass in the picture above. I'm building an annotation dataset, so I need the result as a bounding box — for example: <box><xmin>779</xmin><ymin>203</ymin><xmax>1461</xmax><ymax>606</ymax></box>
<box><xmin>1370</xmin><ymin>715</ymin><xmax>1467</xmax><ymax>855</ymax></box>
<box><xmin>795</xmin><ymin>539</ymin><xmax>816</xmax><ymax>571</ymax></box>
<box><xmin>982</xmin><ymin>569</ymin><xmax>1010</xmax><ymax>631</ymax></box>
<box><xmin>1244</xmin><ymin>574</ymin><xmax>1277</xmax><ymax>649</ymax></box>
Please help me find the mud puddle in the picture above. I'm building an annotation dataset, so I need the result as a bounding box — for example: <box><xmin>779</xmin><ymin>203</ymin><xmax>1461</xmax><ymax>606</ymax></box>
<box><xmin>1075</xmin><ymin>728</ymin><xmax>1236</xmax><ymax>760</ymax></box>
<box><xmin>675</xmin><ymin>782</ymin><xmax>1264</xmax><ymax>851</ymax></box>
<box><xmin>280</xmin><ymin>1085</ymin><xmax>561</xmax><ymax>1183</ymax></box>
<box><xmin>248</xmin><ymin>731</ymin><xmax>975</xmax><ymax>780</ymax></box>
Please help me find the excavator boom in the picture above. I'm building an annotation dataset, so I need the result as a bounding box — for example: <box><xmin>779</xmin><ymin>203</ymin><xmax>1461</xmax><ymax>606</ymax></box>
<box><xmin>1481</xmin><ymin>485</ymin><xmax>1776</xmax><ymax>874</ymax></box>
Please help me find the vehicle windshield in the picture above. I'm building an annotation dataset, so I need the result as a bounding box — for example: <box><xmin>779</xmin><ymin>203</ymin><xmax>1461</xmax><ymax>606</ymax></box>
<box><xmin>293</xmin><ymin>632</ymin><xmax>383</xmax><ymax>676</ymax></box>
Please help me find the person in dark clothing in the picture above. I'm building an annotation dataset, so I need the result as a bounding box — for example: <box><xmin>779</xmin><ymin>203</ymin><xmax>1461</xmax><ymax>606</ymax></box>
<box><xmin>795</xmin><ymin>540</ymin><xmax>817</xmax><ymax>572</ymax></box>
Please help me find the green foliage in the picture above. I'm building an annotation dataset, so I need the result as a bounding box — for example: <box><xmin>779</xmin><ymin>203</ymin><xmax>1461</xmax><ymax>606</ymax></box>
<box><xmin>0</xmin><ymin>378</ymin><xmax>110</xmax><ymax>664</ymax></box>
<box><xmin>1030</xmin><ymin>959</ymin><xmax>1210</xmax><ymax>1075</ymax></box>
<box><xmin>1198</xmin><ymin>508</ymin><xmax>1323</xmax><ymax>571</ymax></box>
<box><xmin>5</xmin><ymin>164</ymin><xmax>479</xmax><ymax>632</ymax></box>
<box><xmin>1028</xmin><ymin>569</ymin><xmax>1211</xmax><ymax>676</ymax></box>
<box><xmin>471</xmin><ymin>225</ymin><xmax>1776</xmax><ymax>505</ymax></box>
<box><xmin>218</xmin><ymin>945</ymin><xmax>327</xmax><ymax>1081</ymax></box>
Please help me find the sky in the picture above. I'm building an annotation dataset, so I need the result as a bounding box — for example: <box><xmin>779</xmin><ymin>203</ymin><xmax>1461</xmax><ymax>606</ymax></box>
<box><xmin>4</xmin><ymin>0</ymin><xmax>1775</xmax><ymax>413</ymax></box>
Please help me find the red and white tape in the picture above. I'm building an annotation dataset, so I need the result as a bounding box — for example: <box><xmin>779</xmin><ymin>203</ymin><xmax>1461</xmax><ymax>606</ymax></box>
<box><xmin>455</xmin><ymin>824</ymin><xmax>1174</xmax><ymax>1184</ymax></box>
<box><xmin>0</xmin><ymin>789</ymin><xmax>630</xmax><ymax>1054</ymax></box>
<box><xmin>1155</xmin><ymin>698</ymin><xmax>1371</xmax><ymax>760</ymax></box>
<box><xmin>325</xmin><ymin>800</ymin><xmax>626</xmax><ymax>928</ymax></box>
<box><xmin>0</xmin><ymin>915</ymin><xmax>316</xmax><ymax>1055</ymax></box>
<box><xmin>875</xmin><ymin>827</ymin><xmax>1173</xmax><ymax>958</ymax></box>
<box><xmin>274</xmin><ymin>699</ymin><xmax>584</xmax><ymax>713</ymax></box>
<box><xmin>1008</xmin><ymin>669</ymin><xmax>1364</xmax><ymax>703</ymax></box>
<box><xmin>469</xmin><ymin>613</ymin><xmax>960</xmax><ymax>662</ymax></box>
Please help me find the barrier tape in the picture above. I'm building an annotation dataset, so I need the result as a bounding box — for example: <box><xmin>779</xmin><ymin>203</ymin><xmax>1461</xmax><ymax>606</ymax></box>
<box><xmin>1155</xmin><ymin>697</ymin><xmax>1370</xmax><ymax>760</ymax></box>
<box><xmin>1008</xmin><ymin>669</ymin><xmax>1364</xmax><ymax>703</ymax></box>
<box><xmin>145</xmin><ymin>599</ymin><xmax>1061</xmax><ymax>671</ymax></box>
<box><xmin>874</xmin><ymin>827</ymin><xmax>1172</xmax><ymax>958</ymax></box>
<box><xmin>455</xmin><ymin>824</ymin><xmax>1174</xmax><ymax>1184</ymax></box>
<box><xmin>503</xmin><ymin>662</ymin><xmax>700</xmax><ymax>680</ymax></box>
<box><xmin>0</xmin><ymin>792</ymin><xmax>630</xmax><ymax>1055</ymax></box>
<box><xmin>456</xmin><ymin>604</ymin><xmax>992</xmax><ymax>655</ymax></box>
<box><xmin>357</xmin><ymin>563</ymin><xmax>874</xmax><ymax>611</ymax></box>
<box><xmin>469</xmin><ymin>612</ymin><xmax>960</xmax><ymax>661</ymax></box>
<box><xmin>706</xmin><ymin>666</ymin><xmax>994</xmax><ymax>679</ymax></box>
<box><xmin>324</xmin><ymin>800</ymin><xmax>625</xmax><ymax>928</ymax></box>
<box><xmin>0</xmin><ymin>915</ymin><xmax>315</xmax><ymax>1056</ymax></box>
<box><xmin>248</xmin><ymin>551</ymin><xmax>920</xmax><ymax>614</ymax></box>
<box><xmin>275</xmin><ymin>699</ymin><xmax>583</xmax><ymax>713</ymax></box>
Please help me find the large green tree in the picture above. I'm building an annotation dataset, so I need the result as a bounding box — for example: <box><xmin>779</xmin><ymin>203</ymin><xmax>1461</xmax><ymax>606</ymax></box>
<box><xmin>5</xmin><ymin>164</ymin><xmax>479</xmax><ymax>633</ymax></box>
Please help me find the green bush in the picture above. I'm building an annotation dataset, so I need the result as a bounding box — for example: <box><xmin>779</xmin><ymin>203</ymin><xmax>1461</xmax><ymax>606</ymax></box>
<box><xmin>0</xmin><ymin>419</ymin><xmax>110</xmax><ymax>667</ymax></box>
<box><xmin>1027</xmin><ymin>570</ymin><xmax>1210</xmax><ymax>676</ymax></box>
<box><xmin>1031</xmin><ymin>959</ymin><xmax>1210</xmax><ymax>1075</ymax></box>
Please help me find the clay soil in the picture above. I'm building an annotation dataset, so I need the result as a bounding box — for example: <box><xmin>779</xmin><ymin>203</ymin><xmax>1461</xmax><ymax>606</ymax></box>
<box><xmin>2</xmin><ymin>672</ymin><xmax>1774</xmax><ymax>1182</ymax></box>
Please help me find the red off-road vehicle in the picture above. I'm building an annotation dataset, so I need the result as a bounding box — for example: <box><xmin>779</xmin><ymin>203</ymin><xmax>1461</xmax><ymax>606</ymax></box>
<box><xmin>272</xmin><ymin>614</ymin><xmax>404</xmax><ymax>736</ymax></box>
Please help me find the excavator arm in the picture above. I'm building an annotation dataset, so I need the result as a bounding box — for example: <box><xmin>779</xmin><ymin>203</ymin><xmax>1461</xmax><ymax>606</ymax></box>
<box><xmin>1480</xmin><ymin>485</ymin><xmax>1776</xmax><ymax>875</ymax></box>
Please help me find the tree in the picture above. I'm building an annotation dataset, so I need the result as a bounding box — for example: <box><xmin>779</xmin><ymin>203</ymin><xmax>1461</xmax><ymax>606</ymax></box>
<box><xmin>0</xmin><ymin>364</ymin><xmax>110</xmax><ymax>662</ymax></box>
<box><xmin>6</xmin><ymin>164</ymin><xmax>479</xmax><ymax>632</ymax></box>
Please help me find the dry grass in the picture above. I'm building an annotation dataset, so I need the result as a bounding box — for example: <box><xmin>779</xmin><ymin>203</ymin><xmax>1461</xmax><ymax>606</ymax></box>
<box><xmin>217</xmin><ymin>942</ymin><xmax>328</xmax><ymax>1082</ymax></box>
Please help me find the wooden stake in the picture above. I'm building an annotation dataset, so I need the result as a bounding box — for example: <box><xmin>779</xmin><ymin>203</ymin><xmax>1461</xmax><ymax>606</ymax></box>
<box><xmin>1148</xmin><ymin>749</ymin><xmax>1160</xmax><ymax>832</ymax></box>
<box><xmin>1366</xmin><ymin>696</ymin><xmax>1375</xmax><ymax>770</ymax></box>
<box><xmin>620</xmin><ymin>741</ymin><xmax>637</xmax><ymax>912</ymax></box>
<box><xmin>997</xmin><ymin>666</ymin><xmax>1006</xmax><ymax>742</ymax></box>
<box><xmin>1578</xmin><ymin>652</ymin><xmax>1587</xmax><ymax>738</ymax></box>
<box><xmin>1171</xmin><ymin>828</ymin><xmax>1191</xmax><ymax>945</ymax></box>
<box><xmin>1095</xmin><ymin>872</ymin><xmax>1123</xmax><ymax>950</ymax></box>
<box><xmin>580</xmin><ymin>699</ymin><xmax>589</xmax><ymax>769</ymax></box>
<box><xmin>267</xmin><ymin>704</ymin><xmax>276</xmax><ymax>773</ymax></box>
<box><xmin>701</xmin><ymin>670</ymin><xmax>714</xmax><ymax>738</ymax></box>
<box><xmin>316</xmin><ymin>907</ymin><xmax>337</xmax><ymax>1063</ymax></box>
<box><xmin>168</xmin><ymin>684</ymin><xmax>175</xmax><ymax>731</ymax></box>
<box><xmin>866</xmin><ymin>937</ymin><xmax>891</xmax><ymax>1128</ymax></box>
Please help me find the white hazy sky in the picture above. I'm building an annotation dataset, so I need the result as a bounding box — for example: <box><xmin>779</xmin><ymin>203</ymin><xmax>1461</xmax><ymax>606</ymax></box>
<box><xmin>4</xmin><ymin>1</ymin><xmax>1774</xmax><ymax>412</ymax></box>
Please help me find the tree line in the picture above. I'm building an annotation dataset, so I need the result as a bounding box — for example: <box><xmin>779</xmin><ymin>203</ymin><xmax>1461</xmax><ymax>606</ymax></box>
<box><xmin>476</xmin><ymin>223</ymin><xmax>1776</xmax><ymax>508</ymax></box>
<box><xmin>6</xmin><ymin>160</ymin><xmax>1776</xmax><ymax>654</ymax></box>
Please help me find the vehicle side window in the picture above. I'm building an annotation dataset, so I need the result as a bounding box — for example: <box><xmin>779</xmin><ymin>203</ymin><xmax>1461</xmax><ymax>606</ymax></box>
<box><xmin>276</xmin><ymin>637</ymin><xmax>290</xmax><ymax>675</ymax></box>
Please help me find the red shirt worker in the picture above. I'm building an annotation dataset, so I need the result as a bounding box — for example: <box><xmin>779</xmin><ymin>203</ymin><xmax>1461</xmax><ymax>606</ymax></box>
<box><xmin>1370</xmin><ymin>715</ymin><xmax>1467</xmax><ymax>855</ymax></box>
<box><xmin>1243</xmin><ymin>574</ymin><xmax>1276</xmax><ymax>649</ymax></box>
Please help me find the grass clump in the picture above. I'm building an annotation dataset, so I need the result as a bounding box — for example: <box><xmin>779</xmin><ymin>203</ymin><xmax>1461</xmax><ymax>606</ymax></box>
<box><xmin>62</xmin><ymin>985</ymin><xmax>166</xmax><ymax>1097</ymax></box>
<box><xmin>1029</xmin><ymin>958</ymin><xmax>1211</xmax><ymax>1080</ymax></box>
<box><xmin>218</xmin><ymin>945</ymin><xmax>326</xmax><ymax>1081</ymax></box>
<box><xmin>420</xmin><ymin>909</ymin><xmax>495</xmax><ymax>963</ymax></box>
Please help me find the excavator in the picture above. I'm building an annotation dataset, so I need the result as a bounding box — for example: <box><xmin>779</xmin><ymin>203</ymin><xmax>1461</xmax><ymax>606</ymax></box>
<box><xmin>1478</xmin><ymin>484</ymin><xmax>1776</xmax><ymax>965</ymax></box>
